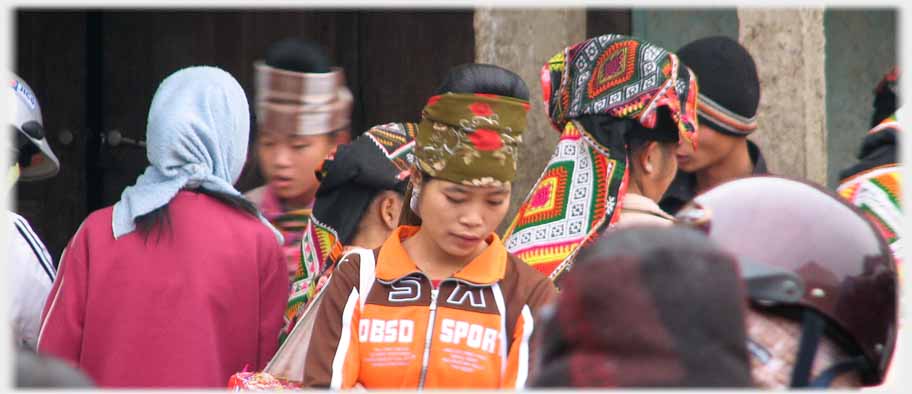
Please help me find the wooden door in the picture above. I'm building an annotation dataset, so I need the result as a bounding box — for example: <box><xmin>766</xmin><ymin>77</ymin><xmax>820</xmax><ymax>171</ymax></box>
<box><xmin>97</xmin><ymin>10</ymin><xmax>475</xmax><ymax>200</ymax></box>
<box><xmin>14</xmin><ymin>9</ymin><xmax>475</xmax><ymax>261</ymax></box>
<box><xmin>14</xmin><ymin>11</ymin><xmax>89</xmax><ymax>263</ymax></box>
<box><xmin>587</xmin><ymin>9</ymin><xmax>632</xmax><ymax>37</ymax></box>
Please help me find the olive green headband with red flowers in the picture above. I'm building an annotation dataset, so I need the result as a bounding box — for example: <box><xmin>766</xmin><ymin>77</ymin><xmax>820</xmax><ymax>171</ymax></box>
<box><xmin>416</xmin><ymin>92</ymin><xmax>530</xmax><ymax>187</ymax></box>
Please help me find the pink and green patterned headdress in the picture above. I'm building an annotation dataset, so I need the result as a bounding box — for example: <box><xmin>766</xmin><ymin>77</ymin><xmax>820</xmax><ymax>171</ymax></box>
<box><xmin>504</xmin><ymin>34</ymin><xmax>699</xmax><ymax>284</ymax></box>
<box><xmin>281</xmin><ymin>122</ymin><xmax>417</xmax><ymax>343</ymax></box>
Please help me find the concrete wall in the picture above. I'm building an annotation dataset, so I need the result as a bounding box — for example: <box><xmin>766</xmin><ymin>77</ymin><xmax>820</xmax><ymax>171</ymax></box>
<box><xmin>474</xmin><ymin>8</ymin><xmax>587</xmax><ymax>234</ymax></box>
<box><xmin>824</xmin><ymin>9</ymin><xmax>897</xmax><ymax>187</ymax></box>
<box><xmin>473</xmin><ymin>7</ymin><xmax>896</xmax><ymax>213</ymax></box>
<box><xmin>631</xmin><ymin>8</ymin><xmax>739</xmax><ymax>51</ymax></box>
<box><xmin>740</xmin><ymin>9</ymin><xmax>828</xmax><ymax>184</ymax></box>
<box><xmin>633</xmin><ymin>8</ymin><xmax>835</xmax><ymax>184</ymax></box>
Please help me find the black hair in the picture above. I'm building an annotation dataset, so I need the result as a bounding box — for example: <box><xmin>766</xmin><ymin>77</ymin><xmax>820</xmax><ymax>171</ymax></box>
<box><xmin>574</xmin><ymin>225</ymin><xmax>718</xmax><ymax>266</ymax></box>
<box><xmin>575</xmin><ymin>106</ymin><xmax>679</xmax><ymax>156</ymax></box>
<box><xmin>134</xmin><ymin>188</ymin><xmax>258</xmax><ymax>244</ymax></box>
<box><xmin>871</xmin><ymin>86</ymin><xmax>898</xmax><ymax>128</ymax></box>
<box><xmin>398</xmin><ymin>169</ymin><xmax>433</xmax><ymax>227</ymax></box>
<box><xmin>354</xmin><ymin>189</ymin><xmax>405</xmax><ymax>232</ymax></box>
<box><xmin>264</xmin><ymin>38</ymin><xmax>331</xmax><ymax>73</ymax></box>
<box><xmin>536</xmin><ymin>226</ymin><xmax>754</xmax><ymax>387</ymax></box>
<box><xmin>398</xmin><ymin>63</ymin><xmax>529</xmax><ymax>226</ymax></box>
<box><xmin>433</xmin><ymin>63</ymin><xmax>530</xmax><ymax>100</ymax></box>
<box><xmin>626</xmin><ymin>107</ymin><xmax>679</xmax><ymax>155</ymax></box>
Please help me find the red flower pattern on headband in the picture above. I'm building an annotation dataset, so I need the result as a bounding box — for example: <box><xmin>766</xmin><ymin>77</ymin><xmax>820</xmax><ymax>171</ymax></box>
<box><xmin>468</xmin><ymin>128</ymin><xmax>503</xmax><ymax>151</ymax></box>
<box><xmin>469</xmin><ymin>102</ymin><xmax>494</xmax><ymax>117</ymax></box>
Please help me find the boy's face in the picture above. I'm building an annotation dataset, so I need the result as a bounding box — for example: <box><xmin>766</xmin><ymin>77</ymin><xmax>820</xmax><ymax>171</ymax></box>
<box><xmin>256</xmin><ymin>131</ymin><xmax>339</xmax><ymax>205</ymax></box>
<box><xmin>675</xmin><ymin>124</ymin><xmax>740</xmax><ymax>173</ymax></box>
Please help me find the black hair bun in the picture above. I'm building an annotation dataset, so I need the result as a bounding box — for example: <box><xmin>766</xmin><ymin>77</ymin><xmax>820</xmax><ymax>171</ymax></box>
<box><xmin>265</xmin><ymin>38</ymin><xmax>332</xmax><ymax>73</ymax></box>
<box><xmin>434</xmin><ymin>63</ymin><xmax>529</xmax><ymax>100</ymax></box>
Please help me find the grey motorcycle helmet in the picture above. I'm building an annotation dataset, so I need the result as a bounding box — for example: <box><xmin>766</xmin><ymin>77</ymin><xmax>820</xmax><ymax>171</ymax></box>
<box><xmin>9</xmin><ymin>73</ymin><xmax>59</xmax><ymax>181</ymax></box>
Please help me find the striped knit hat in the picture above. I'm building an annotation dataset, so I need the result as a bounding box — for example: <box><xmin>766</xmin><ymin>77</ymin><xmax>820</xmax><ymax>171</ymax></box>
<box><xmin>677</xmin><ymin>36</ymin><xmax>760</xmax><ymax>136</ymax></box>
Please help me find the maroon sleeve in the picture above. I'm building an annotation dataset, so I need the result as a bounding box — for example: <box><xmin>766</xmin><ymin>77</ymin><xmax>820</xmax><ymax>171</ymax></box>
<box><xmin>36</xmin><ymin>222</ymin><xmax>89</xmax><ymax>366</ymax></box>
<box><xmin>257</xmin><ymin>234</ymin><xmax>290</xmax><ymax>370</ymax></box>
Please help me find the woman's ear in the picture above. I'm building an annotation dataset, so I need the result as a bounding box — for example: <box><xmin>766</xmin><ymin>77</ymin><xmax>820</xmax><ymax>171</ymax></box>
<box><xmin>641</xmin><ymin>141</ymin><xmax>660</xmax><ymax>174</ymax></box>
<box><xmin>410</xmin><ymin>167</ymin><xmax>423</xmax><ymax>190</ymax></box>
<box><xmin>380</xmin><ymin>192</ymin><xmax>404</xmax><ymax>231</ymax></box>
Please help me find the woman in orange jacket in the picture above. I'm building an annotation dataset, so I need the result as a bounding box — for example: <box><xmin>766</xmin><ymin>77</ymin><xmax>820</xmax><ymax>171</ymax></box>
<box><xmin>302</xmin><ymin>64</ymin><xmax>557</xmax><ymax>389</ymax></box>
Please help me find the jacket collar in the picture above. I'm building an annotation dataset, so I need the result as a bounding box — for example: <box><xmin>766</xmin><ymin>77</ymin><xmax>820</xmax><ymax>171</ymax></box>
<box><xmin>376</xmin><ymin>226</ymin><xmax>507</xmax><ymax>285</ymax></box>
<box><xmin>621</xmin><ymin>193</ymin><xmax>674</xmax><ymax>220</ymax></box>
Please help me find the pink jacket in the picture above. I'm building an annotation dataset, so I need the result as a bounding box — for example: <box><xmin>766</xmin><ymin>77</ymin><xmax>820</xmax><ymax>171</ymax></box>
<box><xmin>37</xmin><ymin>191</ymin><xmax>288</xmax><ymax>388</ymax></box>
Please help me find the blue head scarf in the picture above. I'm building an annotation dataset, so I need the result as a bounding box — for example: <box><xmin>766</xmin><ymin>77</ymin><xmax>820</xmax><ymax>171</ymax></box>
<box><xmin>112</xmin><ymin>66</ymin><xmax>283</xmax><ymax>244</ymax></box>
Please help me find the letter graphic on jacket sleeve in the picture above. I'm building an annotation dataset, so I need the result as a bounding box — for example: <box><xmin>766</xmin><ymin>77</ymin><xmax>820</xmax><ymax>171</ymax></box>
<box><xmin>453</xmin><ymin>321</ymin><xmax>470</xmax><ymax>345</ymax></box>
<box><xmin>439</xmin><ymin>318</ymin><xmax>455</xmax><ymax>343</ymax></box>
<box><xmin>359</xmin><ymin>319</ymin><xmax>370</xmax><ymax>342</ymax></box>
<box><xmin>467</xmin><ymin>324</ymin><xmax>484</xmax><ymax>349</ymax></box>
<box><xmin>302</xmin><ymin>255</ymin><xmax>363</xmax><ymax>388</ymax></box>
<box><xmin>383</xmin><ymin>320</ymin><xmax>399</xmax><ymax>343</ymax></box>
<box><xmin>369</xmin><ymin>319</ymin><xmax>385</xmax><ymax>343</ymax></box>
<box><xmin>398</xmin><ymin>319</ymin><xmax>414</xmax><ymax>343</ymax></box>
<box><xmin>36</xmin><ymin>222</ymin><xmax>89</xmax><ymax>365</ymax></box>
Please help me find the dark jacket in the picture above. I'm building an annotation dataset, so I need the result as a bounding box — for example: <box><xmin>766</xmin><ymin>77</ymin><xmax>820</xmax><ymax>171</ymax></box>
<box><xmin>660</xmin><ymin>139</ymin><xmax>768</xmax><ymax>215</ymax></box>
<box><xmin>838</xmin><ymin>122</ymin><xmax>898</xmax><ymax>181</ymax></box>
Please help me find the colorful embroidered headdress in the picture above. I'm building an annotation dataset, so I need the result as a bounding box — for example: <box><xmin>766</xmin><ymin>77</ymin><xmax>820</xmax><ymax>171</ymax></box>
<box><xmin>282</xmin><ymin>122</ymin><xmax>416</xmax><ymax>342</ymax></box>
<box><xmin>415</xmin><ymin>92</ymin><xmax>530</xmax><ymax>187</ymax></box>
<box><xmin>504</xmin><ymin>34</ymin><xmax>699</xmax><ymax>283</ymax></box>
<box><xmin>837</xmin><ymin>111</ymin><xmax>902</xmax><ymax>270</ymax></box>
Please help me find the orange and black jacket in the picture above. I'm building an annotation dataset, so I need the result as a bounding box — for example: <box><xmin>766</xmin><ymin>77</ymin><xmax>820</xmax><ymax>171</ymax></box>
<box><xmin>302</xmin><ymin>226</ymin><xmax>557</xmax><ymax>389</ymax></box>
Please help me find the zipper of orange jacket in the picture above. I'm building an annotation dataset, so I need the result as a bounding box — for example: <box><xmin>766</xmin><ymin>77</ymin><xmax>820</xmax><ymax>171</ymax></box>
<box><xmin>417</xmin><ymin>286</ymin><xmax>439</xmax><ymax>389</ymax></box>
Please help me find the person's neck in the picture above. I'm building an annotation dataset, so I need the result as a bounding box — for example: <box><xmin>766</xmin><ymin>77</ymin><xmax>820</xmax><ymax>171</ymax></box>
<box><xmin>695</xmin><ymin>140</ymin><xmax>753</xmax><ymax>194</ymax></box>
<box><xmin>280</xmin><ymin>192</ymin><xmax>314</xmax><ymax>211</ymax></box>
<box><xmin>349</xmin><ymin>222</ymin><xmax>392</xmax><ymax>251</ymax></box>
<box><xmin>624</xmin><ymin>173</ymin><xmax>660</xmax><ymax>201</ymax></box>
<box><xmin>625</xmin><ymin>178</ymin><xmax>644</xmax><ymax>199</ymax></box>
<box><xmin>403</xmin><ymin>228</ymin><xmax>481</xmax><ymax>281</ymax></box>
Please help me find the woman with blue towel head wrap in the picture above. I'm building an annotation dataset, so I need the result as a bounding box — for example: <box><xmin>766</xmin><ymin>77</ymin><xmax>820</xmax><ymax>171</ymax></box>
<box><xmin>36</xmin><ymin>66</ymin><xmax>289</xmax><ymax>388</ymax></box>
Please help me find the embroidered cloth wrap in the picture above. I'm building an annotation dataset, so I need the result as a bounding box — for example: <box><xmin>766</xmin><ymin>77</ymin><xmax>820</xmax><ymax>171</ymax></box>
<box><xmin>281</xmin><ymin>122</ymin><xmax>417</xmax><ymax>343</ymax></box>
<box><xmin>504</xmin><ymin>34</ymin><xmax>700</xmax><ymax>282</ymax></box>
<box><xmin>254</xmin><ymin>61</ymin><xmax>353</xmax><ymax>135</ymax></box>
<box><xmin>837</xmin><ymin>112</ymin><xmax>903</xmax><ymax>273</ymax></box>
<box><xmin>227</xmin><ymin>371</ymin><xmax>302</xmax><ymax>391</ymax></box>
<box><xmin>416</xmin><ymin>92</ymin><xmax>530</xmax><ymax>187</ymax></box>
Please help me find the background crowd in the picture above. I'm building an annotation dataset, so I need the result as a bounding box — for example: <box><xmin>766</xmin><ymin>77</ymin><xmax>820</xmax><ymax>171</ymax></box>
<box><xmin>6</xmin><ymin>12</ymin><xmax>904</xmax><ymax>391</ymax></box>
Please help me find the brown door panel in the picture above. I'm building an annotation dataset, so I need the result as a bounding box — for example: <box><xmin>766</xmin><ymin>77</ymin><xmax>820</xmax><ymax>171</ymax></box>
<box><xmin>14</xmin><ymin>9</ymin><xmax>476</xmax><ymax>260</ymax></box>
<box><xmin>14</xmin><ymin>11</ymin><xmax>89</xmax><ymax>261</ymax></box>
